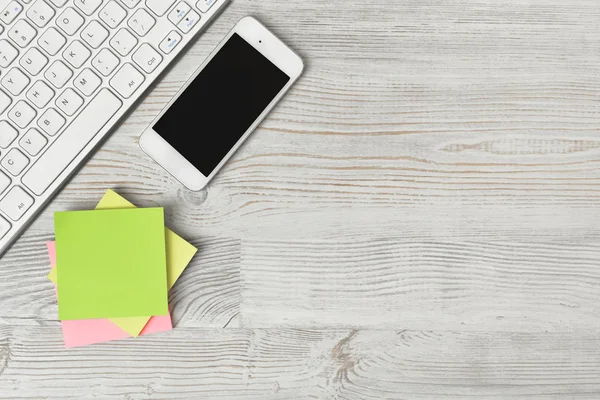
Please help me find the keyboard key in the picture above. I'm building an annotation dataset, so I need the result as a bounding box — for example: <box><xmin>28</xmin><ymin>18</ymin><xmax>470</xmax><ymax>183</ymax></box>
<box><xmin>109</xmin><ymin>28</ymin><xmax>137</xmax><ymax>56</ymax></box>
<box><xmin>27</xmin><ymin>80</ymin><xmax>55</xmax><ymax>108</ymax></box>
<box><xmin>45</xmin><ymin>60</ymin><xmax>73</xmax><ymax>88</ymax></box>
<box><xmin>177</xmin><ymin>10</ymin><xmax>199</xmax><ymax>33</ymax></box>
<box><xmin>0</xmin><ymin>121</ymin><xmax>18</xmax><ymax>148</ymax></box>
<box><xmin>74</xmin><ymin>68</ymin><xmax>102</xmax><ymax>96</ymax></box>
<box><xmin>23</xmin><ymin>89</ymin><xmax>122</xmax><ymax>195</ymax></box>
<box><xmin>19</xmin><ymin>47</ymin><xmax>48</xmax><ymax>76</ymax></box>
<box><xmin>20</xmin><ymin>128</ymin><xmax>48</xmax><ymax>156</ymax></box>
<box><xmin>8</xmin><ymin>19</ymin><xmax>38</xmax><ymax>48</ymax></box>
<box><xmin>74</xmin><ymin>0</ymin><xmax>103</xmax><ymax>16</ymax></box>
<box><xmin>146</xmin><ymin>0</ymin><xmax>176</xmax><ymax>16</ymax></box>
<box><xmin>38</xmin><ymin>27</ymin><xmax>67</xmax><ymax>56</ymax></box>
<box><xmin>128</xmin><ymin>8</ymin><xmax>155</xmax><ymax>36</ymax></box>
<box><xmin>159</xmin><ymin>31</ymin><xmax>181</xmax><ymax>54</ymax></box>
<box><xmin>57</xmin><ymin>7</ymin><xmax>85</xmax><ymax>36</ymax></box>
<box><xmin>99</xmin><ymin>1</ymin><xmax>127</xmax><ymax>29</ymax></box>
<box><xmin>119</xmin><ymin>0</ymin><xmax>140</xmax><ymax>8</ymax></box>
<box><xmin>0</xmin><ymin>186</ymin><xmax>34</xmax><ymax>220</ymax></box>
<box><xmin>8</xmin><ymin>101</ymin><xmax>37</xmax><ymax>128</ymax></box>
<box><xmin>109</xmin><ymin>63</ymin><xmax>144</xmax><ymax>98</ymax></box>
<box><xmin>1</xmin><ymin>149</ymin><xmax>30</xmax><ymax>176</ymax></box>
<box><xmin>0</xmin><ymin>40</ymin><xmax>19</xmax><ymax>68</ymax></box>
<box><xmin>197</xmin><ymin>0</ymin><xmax>217</xmax><ymax>13</ymax></box>
<box><xmin>37</xmin><ymin>108</ymin><xmax>65</xmax><ymax>136</ymax></box>
<box><xmin>0</xmin><ymin>1</ymin><xmax>24</xmax><ymax>24</ymax></box>
<box><xmin>2</xmin><ymin>68</ymin><xmax>30</xmax><ymax>96</ymax></box>
<box><xmin>48</xmin><ymin>0</ymin><xmax>69</xmax><ymax>7</ymax></box>
<box><xmin>81</xmin><ymin>20</ymin><xmax>109</xmax><ymax>49</ymax></box>
<box><xmin>168</xmin><ymin>2</ymin><xmax>190</xmax><ymax>25</ymax></box>
<box><xmin>56</xmin><ymin>88</ymin><xmax>84</xmax><ymax>116</ymax></box>
<box><xmin>132</xmin><ymin>43</ymin><xmax>162</xmax><ymax>73</ymax></box>
<box><xmin>63</xmin><ymin>40</ymin><xmax>91</xmax><ymax>68</ymax></box>
<box><xmin>0</xmin><ymin>90</ymin><xmax>11</xmax><ymax>114</ymax></box>
<box><xmin>92</xmin><ymin>48</ymin><xmax>119</xmax><ymax>76</ymax></box>
<box><xmin>26</xmin><ymin>0</ymin><xmax>56</xmax><ymax>28</ymax></box>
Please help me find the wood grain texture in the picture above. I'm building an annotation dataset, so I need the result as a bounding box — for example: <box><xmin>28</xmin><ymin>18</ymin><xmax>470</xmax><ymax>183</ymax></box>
<box><xmin>241</xmin><ymin>238</ymin><xmax>600</xmax><ymax>331</ymax></box>
<box><xmin>1</xmin><ymin>0</ymin><xmax>600</xmax><ymax>397</ymax></box>
<box><xmin>3</xmin><ymin>327</ymin><xmax>600</xmax><ymax>399</ymax></box>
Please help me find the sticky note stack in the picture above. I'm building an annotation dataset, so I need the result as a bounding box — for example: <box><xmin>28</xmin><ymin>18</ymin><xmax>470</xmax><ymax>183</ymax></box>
<box><xmin>47</xmin><ymin>189</ymin><xmax>197</xmax><ymax>348</ymax></box>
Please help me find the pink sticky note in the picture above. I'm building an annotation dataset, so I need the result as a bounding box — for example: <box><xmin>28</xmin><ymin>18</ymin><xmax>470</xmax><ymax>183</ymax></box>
<box><xmin>48</xmin><ymin>241</ymin><xmax>57</xmax><ymax>267</ymax></box>
<box><xmin>47</xmin><ymin>242</ymin><xmax>172</xmax><ymax>348</ymax></box>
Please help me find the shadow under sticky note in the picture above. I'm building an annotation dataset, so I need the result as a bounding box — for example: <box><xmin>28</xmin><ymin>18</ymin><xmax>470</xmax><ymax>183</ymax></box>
<box><xmin>49</xmin><ymin>189</ymin><xmax>198</xmax><ymax>337</ymax></box>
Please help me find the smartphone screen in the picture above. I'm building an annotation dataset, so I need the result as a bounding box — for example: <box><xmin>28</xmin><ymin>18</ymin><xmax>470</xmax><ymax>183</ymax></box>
<box><xmin>152</xmin><ymin>33</ymin><xmax>291</xmax><ymax>176</ymax></box>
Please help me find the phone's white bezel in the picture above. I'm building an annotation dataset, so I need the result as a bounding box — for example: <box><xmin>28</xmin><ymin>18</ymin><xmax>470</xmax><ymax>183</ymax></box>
<box><xmin>139</xmin><ymin>16</ymin><xmax>304</xmax><ymax>191</ymax></box>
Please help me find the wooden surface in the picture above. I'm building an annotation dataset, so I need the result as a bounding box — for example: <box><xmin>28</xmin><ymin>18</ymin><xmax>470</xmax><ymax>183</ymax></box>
<box><xmin>1</xmin><ymin>0</ymin><xmax>600</xmax><ymax>398</ymax></box>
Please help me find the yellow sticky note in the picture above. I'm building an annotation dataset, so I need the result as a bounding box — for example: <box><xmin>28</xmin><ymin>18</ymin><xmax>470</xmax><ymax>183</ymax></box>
<box><xmin>48</xmin><ymin>189</ymin><xmax>197</xmax><ymax>336</ymax></box>
<box><xmin>48</xmin><ymin>266</ymin><xmax>57</xmax><ymax>282</ymax></box>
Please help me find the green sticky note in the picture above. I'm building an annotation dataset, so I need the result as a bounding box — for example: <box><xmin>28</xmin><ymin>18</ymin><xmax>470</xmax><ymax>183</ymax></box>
<box><xmin>55</xmin><ymin>208</ymin><xmax>169</xmax><ymax>320</ymax></box>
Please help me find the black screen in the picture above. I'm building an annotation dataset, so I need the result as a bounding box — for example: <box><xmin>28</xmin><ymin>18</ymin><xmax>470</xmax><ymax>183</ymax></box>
<box><xmin>153</xmin><ymin>33</ymin><xmax>290</xmax><ymax>176</ymax></box>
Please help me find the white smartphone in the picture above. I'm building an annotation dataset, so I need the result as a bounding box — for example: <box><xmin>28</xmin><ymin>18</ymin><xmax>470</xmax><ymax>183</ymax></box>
<box><xmin>139</xmin><ymin>16</ymin><xmax>304</xmax><ymax>191</ymax></box>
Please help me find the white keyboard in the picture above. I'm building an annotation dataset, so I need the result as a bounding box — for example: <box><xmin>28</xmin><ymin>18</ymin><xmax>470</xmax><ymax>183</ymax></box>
<box><xmin>0</xmin><ymin>0</ymin><xmax>229</xmax><ymax>255</ymax></box>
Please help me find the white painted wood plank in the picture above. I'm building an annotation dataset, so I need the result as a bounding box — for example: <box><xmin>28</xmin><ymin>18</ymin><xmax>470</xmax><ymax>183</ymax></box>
<box><xmin>2</xmin><ymin>327</ymin><xmax>600</xmax><ymax>399</ymax></box>
<box><xmin>241</xmin><ymin>238</ymin><xmax>600</xmax><ymax>330</ymax></box>
<box><xmin>0</xmin><ymin>235</ymin><xmax>240</xmax><ymax>328</ymax></box>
